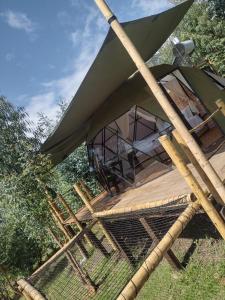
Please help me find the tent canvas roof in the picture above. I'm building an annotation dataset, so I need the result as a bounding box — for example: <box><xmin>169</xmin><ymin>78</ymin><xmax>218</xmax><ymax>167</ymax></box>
<box><xmin>41</xmin><ymin>0</ymin><xmax>193</xmax><ymax>164</ymax></box>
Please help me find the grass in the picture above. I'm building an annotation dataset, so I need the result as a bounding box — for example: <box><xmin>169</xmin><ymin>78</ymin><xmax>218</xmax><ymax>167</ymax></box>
<box><xmin>137</xmin><ymin>239</ymin><xmax>225</xmax><ymax>300</ymax></box>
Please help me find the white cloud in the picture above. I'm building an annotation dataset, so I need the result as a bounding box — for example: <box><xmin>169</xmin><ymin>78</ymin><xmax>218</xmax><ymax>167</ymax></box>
<box><xmin>26</xmin><ymin>92</ymin><xmax>58</xmax><ymax>126</ymax></box>
<box><xmin>25</xmin><ymin>5</ymin><xmax>106</xmax><ymax>128</ymax></box>
<box><xmin>131</xmin><ymin>0</ymin><xmax>173</xmax><ymax>15</ymax></box>
<box><xmin>0</xmin><ymin>10</ymin><xmax>36</xmax><ymax>33</ymax></box>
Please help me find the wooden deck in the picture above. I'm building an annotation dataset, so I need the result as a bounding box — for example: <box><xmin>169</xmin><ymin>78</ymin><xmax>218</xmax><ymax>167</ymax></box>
<box><xmin>75</xmin><ymin>145</ymin><xmax>225</xmax><ymax>222</ymax></box>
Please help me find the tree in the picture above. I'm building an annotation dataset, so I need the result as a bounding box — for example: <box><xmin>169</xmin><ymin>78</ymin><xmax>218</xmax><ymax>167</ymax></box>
<box><xmin>175</xmin><ymin>1</ymin><xmax>225</xmax><ymax>76</ymax></box>
<box><xmin>0</xmin><ymin>96</ymin><xmax>55</xmax><ymax>293</ymax></box>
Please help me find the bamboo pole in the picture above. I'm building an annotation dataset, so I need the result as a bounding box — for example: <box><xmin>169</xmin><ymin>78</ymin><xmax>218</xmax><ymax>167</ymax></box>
<box><xmin>159</xmin><ymin>135</ymin><xmax>225</xmax><ymax>240</ymax></box>
<box><xmin>94</xmin><ymin>0</ymin><xmax>225</xmax><ymax>205</ymax></box>
<box><xmin>117</xmin><ymin>200</ymin><xmax>200</xmax><ymax>300</ymax></box>
<box><xmin>29</xmin><ymin>220</ymin><xmax>97</xmax><ymax>280</ymax></box>
<box><xmin>172</xmin><ymin>129</ymin><xmax>223</xmax><ymax>205</ymax></box>
<box><xmin>48</xmin><ymin>229</ymin><xmax>96</xmax><ymax>292</ymax></box>
<box><xmin>57</xmin><ymin>193</ymin><xmax>93</xmax><ymax>247</ymax></box>
<box><xmin>50</xmin><ymin>207</ymin><xmax>71</xmax><ymax>240</ymax></box>
<box><xmin>93</xmin><ymin>193</ymin><xmax>191</xmax><ymax>218</ymax></box>
<box><xmin>216</xmin><ymin>99</ymin><xmax>225</xmax><ymax>117</ymax></box>
<box><xmin>17</xmin><ymin>279</ymin><xmax>46</xmax><ymax>300</ymax></box>
<box><xmin>139</xmin><ymin>217</ymin><xmax>183</xmax><ymax>271</ymax></box>
<box><xmin>74</xmin><ymin>182</ymin><xmax>119</xmax><ymax>251</ymax></box>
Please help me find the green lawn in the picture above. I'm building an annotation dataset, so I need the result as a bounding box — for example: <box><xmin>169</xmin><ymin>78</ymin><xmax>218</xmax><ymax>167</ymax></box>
<box><xmin>137</xmin><ymin>239</ymin><xmax>225</xmax><ymax>300</ymax></box>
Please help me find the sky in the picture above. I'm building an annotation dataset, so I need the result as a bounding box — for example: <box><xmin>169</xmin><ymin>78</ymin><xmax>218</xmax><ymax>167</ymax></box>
<box><xmin>0</xmin><ymin>0</ymin><xmax>173</xmax><ymax>125</ymax></box>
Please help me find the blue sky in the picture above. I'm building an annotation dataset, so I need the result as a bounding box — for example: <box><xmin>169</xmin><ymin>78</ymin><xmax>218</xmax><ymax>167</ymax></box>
<box><xmin>0</xmin><ymin>0</ymin><xmax>173</xmax><ymax>124</ymax></box>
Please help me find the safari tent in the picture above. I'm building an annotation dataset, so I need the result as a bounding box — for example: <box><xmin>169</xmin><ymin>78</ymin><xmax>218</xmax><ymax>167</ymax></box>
<box><xmin>41</xmin><ymin>0</ymin><xmax>225</xmax><ymax>195</ymax></box>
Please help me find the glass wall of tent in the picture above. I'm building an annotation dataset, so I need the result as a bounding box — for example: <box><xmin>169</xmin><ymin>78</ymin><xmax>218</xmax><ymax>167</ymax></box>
<box><xmin>87</xmin><ymin>106</ymin><xmax>173</xmax><ymax>191</ymax></box>
<box><xmin>159</xmin><ymin>69</ymin><xmax>224</xmax><ymax>153</ymax></box>
<box><xmin>87</xmin><ymin>68</ymin><xmax>225</xmax><ymax>192</ymax></box>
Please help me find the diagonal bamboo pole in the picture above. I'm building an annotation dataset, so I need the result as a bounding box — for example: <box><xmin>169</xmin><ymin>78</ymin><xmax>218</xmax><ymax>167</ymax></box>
<box><xmin>48</xmin><ymin>228</ymin><xmax>96</xmax><ymax>292</ymax></box>
<box><xmin>94</xmin><ymin>0</ymin><xmax>225</xmax><ymax>205</ymax></box>
<box><xmin>117</xmin><ymin>200</ymin><xmax>200</xmax><ymax>300</ymax></box>
<box><xmin>57</xmin><ymin>193</ymin><xmax>93</xmax><ymax>247</ymax></box>
<box><xmin>74</xmin><ymin>182</ymin><xmax>119</xmax><ymax>251</ymax></box>
<box><xmin>216</xmin><ymin>99</ymin><xmax>225</xmax><ymax>116</ymax></box>
<box><xmin>93</xmin><ymin>193</ymin><xmax>191</xmax><ymax>218</ymax></box>
<box><xmin>159</xmin><ymin>135</ymin><xmax>225</xmax><ymax>240</ymax></box>
<box><xmin>139</xmin><ymin>217</ymin><xmax>183</xmax><ymax>271</ymax></box>
<box><xmin>17</xmin><ymin>279</ymin><xmax>46</xmax><ymax>300</ymax></box>
<box><xmin>172</xmin><ymin>129</ymin><xmax>223</xmax><ymax>205</ymax></box>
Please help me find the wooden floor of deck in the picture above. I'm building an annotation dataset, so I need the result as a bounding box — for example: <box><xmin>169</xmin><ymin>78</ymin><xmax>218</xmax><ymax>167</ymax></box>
<box><xmin>75</xmin><ymin>144</ymin><xmax>225</xmax><ymax>222</ymax></box>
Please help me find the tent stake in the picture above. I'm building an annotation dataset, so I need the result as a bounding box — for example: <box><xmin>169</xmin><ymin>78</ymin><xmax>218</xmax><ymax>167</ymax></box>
<box><xmin>94</xmin><ymin>0</ymin><xmax>225</xmax><ymax>205</ymax></box>
<box><xmin>159</xmin><ymin>135</ymin><xmax>225</xmax><ymax>240</ymax></box>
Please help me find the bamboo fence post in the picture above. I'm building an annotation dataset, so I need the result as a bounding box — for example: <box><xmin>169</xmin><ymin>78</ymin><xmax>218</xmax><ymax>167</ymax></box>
<box><xmin>94</xmin><ymin>0</ymin><xmax>225</xmax><ymax>205</ymax></box>
<box><xmin>48</xmin><ymin>228</ymin><xmax>96</xmax><ymax>292</ymax></box>
<box><xmin>50</xmin><ymin>208</ymin><xmax>71</xmax><ymax>241</ymax></box>
<box><xmin>216</xmin><ymin>99</ymin><xmax>225</xmax><ymax>116</ymax></box>
<box><xmin>139</xmin><ymin>217</ymin><xmax>183</xmax><ymax>271</ymax></box>
<box><xmin>172</xmin><ymin>129</ymin><xmax>223</xmax><ymax>205</ymax></box>
<box><xmin>57</xmin><ymin>193</ymin><xmax>93</xmax><ymax>247</ymax></box>
<box><xmin>74</xmin><ymin>182</ymin><xmax>119</xmax><ymax>251</ymax></box>
<box><xmin>159</xmin><ymin>135</ymin><xmax>225</xmax><ymax>240</ymax></box>
<box><xmin>117</xmin><ymin>201</ymin><xmax>200</xmax><ymax>300</ymax></box>
<box><xmin>17</xmin><ymin>279</ymin><xmax>46</xmax><ymax>300</ymax></box>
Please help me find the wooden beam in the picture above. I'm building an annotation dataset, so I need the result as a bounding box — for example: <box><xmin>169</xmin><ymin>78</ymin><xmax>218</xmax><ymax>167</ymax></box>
<box><xmin>139</xmin><ymin>217</ymin><xmax>182</xmax><ymax>271</ymax></box>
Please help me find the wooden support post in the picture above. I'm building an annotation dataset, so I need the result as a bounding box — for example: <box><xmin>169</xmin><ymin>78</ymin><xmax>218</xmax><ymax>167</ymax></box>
<box><xmin>216</xmin><ymin>99</ymin><xmax>225</xmax><ymax>116</ymax></box>
<box><xmin>74</xmin><ymin>182</ymin><xmax>119</xmax><ymax>251</ymax></box>
<box><xmin>48</xmin><ymin>229</ymin><xmax>96</xmax><ymax>293</ymax></box>
<box><xmin>172</xmin><ymin>129</ymin><xmax>223</xmax><ymax>205</ymax></box>
<box><xmin>103</xmin><ymin>221</ymin><xmax>135</xmax><ymax>266</ymax></box>
<box><xmin>85</xmin><ymin>229</ymin><xmax>109</xmax><ymax>257</ymax></box>
<box><xmin>57</xmin><ymin>193</ymin><xmax>93</xmax><ymax>247</ymax></box>
<box><xmin>159</xmin><ymin>135</ymin><xmax>225</xmax><ymax>240</ymax></box>
<box><xmin>17</xmin><ymin>279</ymin><xmax>46</xmax><ymax>300</ymax></box>
<box><xmin>117</xmin><ymin>201</ymin><xmax>200</xmax><ymax>300</ymax></box>
<box><xmin>76</xmin><ymin>239</ymin><xmax>89</xmax><ymax>260</ymax></box>
<box><xmin>50</xmin><ymin>208</ymin><xmax>71</xmax><ymax>241</ymax></box>
<box><xmin>139</xmin><ymin>217</ymin><xmax>183</xmax><ymax>271</ymax></box>
<box><xmin>94</xmin><ymin>0</ymin><xmax>225</xmax><ymax>205</ymax></box>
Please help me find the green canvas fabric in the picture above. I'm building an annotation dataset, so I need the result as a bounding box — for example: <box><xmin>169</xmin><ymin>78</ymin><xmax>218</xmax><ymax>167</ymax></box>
<box><xmin>41</xmin><ymin>0</ymin><xmax>194</xmax><ymax>164</ymax></box>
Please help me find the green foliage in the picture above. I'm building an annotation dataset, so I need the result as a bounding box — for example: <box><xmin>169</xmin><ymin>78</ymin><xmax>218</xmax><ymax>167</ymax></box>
<box><xmin>0</xmin><ymin>96</ymin><xmax>54</xmax><ymax>285</ymax></box>
<box><xmin>175</xmin><ymin>0</ymin><xmax>225</xmax><ymax>76</ymax></box>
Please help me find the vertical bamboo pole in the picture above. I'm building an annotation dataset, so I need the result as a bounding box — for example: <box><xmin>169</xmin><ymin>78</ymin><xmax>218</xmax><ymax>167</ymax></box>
<box><xmin>139</xmin><ymin>217</ymin><xmax>183</xmax><ymax>271</ymax></box>
<box><xmin>48</xmin><ymin>228</ymin><xmax>96</xmax><ymax>292</ymax></box>
<box><xmin>172</xmin><ymin>129</ymin><xmax>223</xmax><ymax>205</ymax></box>
<box><xmin>216</xmin><ymin>99</ymin><xmax>225</xmax><ymax>116</ymax></box>
<box><xmin>17</xmin><ymin>279</ymin><xmax>46</xmax><ymax>300</ymax></box>
<box><xmin>94</xmin><ymin>0</ymin><xmax>225</xmax><ymax>205</ymax></box>
<box><xmin>74</xmin><ymin>182</ymin><xmax>119</xmax><ymax>251</ymax></box>
<box><xmin>57</xmin><ymin>193</ymin><xmax>93</xmax><ymax>247</ymax></box>
<box><xmin>159</xmin><ymin>135</ymin><xmax>225</xmax><ymax>240</ymax></box>
<box><xmin>117</xmin><ymin>201</ymin><xmax>200</xmax><ymax>300</ymax></box>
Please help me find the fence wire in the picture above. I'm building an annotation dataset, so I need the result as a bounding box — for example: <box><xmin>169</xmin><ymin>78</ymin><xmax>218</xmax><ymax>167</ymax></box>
<box><xmin>25</xmin><ymin>197</ymin><xmax>225</xmax><ymax>300</ymax></box>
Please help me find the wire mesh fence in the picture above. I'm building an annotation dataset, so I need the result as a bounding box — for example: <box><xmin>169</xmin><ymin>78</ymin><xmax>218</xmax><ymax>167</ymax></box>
<box><xmin>18</xmin><ymin>194</ymin><xmax>225</xmax><ymax>300</ymax></box>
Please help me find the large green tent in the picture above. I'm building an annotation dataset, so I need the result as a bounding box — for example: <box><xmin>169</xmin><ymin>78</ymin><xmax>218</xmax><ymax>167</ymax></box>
<box><xmin>41</xmin><ymin>0</ymin><xmax>194</xmax><ymax>164</ymax></box>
